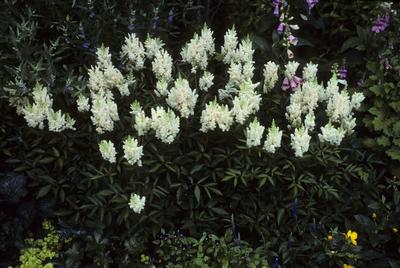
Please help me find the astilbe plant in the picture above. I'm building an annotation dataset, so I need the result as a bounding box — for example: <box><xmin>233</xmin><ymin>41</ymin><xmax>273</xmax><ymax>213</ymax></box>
<box><xmin>6</xmin><ymin>25</ymin><xmax>365</xmax><ymax>208</ymax></box>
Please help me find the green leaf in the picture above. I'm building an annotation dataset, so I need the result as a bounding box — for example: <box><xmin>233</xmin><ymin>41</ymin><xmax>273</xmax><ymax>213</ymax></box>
<box><xmin>194</xmin><ymin>185</ymin><xmax>201</xmax><ymax>203</ymax></box>
<box><xmin>37</xmin><ymin>185</ymin><xmax>52</xmax><ymax>198</ymax></box>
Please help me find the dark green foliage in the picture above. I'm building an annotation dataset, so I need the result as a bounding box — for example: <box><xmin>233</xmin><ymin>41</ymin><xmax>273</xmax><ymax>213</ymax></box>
<box><xmin>361</xmin><ymin>7</ymin><xmax>400</xmax><ymax>174</ymax></box>
<box><xmin>1</xmin><ymin>0</ymin><xmax>400</xmax><ymax>267</ymax></box>
<box><xmin>153</xmin><ymin>230</ymin><xmax>270</xmax><ymax>267</ymax></box>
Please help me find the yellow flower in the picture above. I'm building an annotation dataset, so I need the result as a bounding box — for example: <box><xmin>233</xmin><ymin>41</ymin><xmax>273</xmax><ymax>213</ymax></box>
<box><xmin>393</xmin><ymin>228</ymin><xmax>398</xmax><ymax>233</ymax></box>
<box><xmin>327</xmin><ymin>235</ymin><xmax>333</xmax><ymax>241</ymax></box>
<box><xmin>372</xmin><ymin>212</ymin><xmax>377</xmax><ymax>219</ymax></box>
<box><xmin>343</xmin><ymin>264</ymin><xmax>354</xmax><ymax>268</ymax></box>
<box><xmin>345</xmin><ymin>230</ymin><xmax>358</xmax><ymax>246</ymax></box>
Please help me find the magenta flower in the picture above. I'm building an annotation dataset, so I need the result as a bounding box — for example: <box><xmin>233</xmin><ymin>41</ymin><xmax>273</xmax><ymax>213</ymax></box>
<box><xmin>371</xmin><ymin>15</ymin><xmax>390</xmax><ymax>33</ymax></box>
<box><xmin>288</xmin><ymin>35</ymin><xmax>298</xmax><ymax>46</ymax></box>
<box><xmin>282</xmin><ymin>76</ymin><xmax>302</xmax><ymax>92</ymax></box>
<box><xmin>277</xmin><ymin>23</ymin><xmax>285</xmax><ymax>34</ymax></box>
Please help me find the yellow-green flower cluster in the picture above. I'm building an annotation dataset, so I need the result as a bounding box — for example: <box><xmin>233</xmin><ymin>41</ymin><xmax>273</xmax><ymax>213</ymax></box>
<box><xmin>17</xmin><ymin>221</ymin><xmax>60</xmax><ymax>268</ymax></box>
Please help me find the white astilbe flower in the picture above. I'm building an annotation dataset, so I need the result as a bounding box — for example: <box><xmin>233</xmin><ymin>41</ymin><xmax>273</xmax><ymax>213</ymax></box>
<box><xmin>130</xmin><ymin>101</ymin><xmax>151</xmax><ymax>136</ymax></box>
<box><xmin>350</xmin><ymin>92</ymin><xmax>365</xmax><ymax>110</ymax></box>
<box><xmin>302</xmin><ymin>63</ymin><xmax>318</xmax><ymax>82</ymax></box>
<box><xmin>135</xmin><ymin>110</ymin><xmax>151</xmax><ymax>136</ymax></box>
<box><xmin>263</xmin><ymin>61</ymin><xmax>279</xmax><ymax>92</ymax></box>
<box><xmin>96</xmin><ymin>45</ymin><xmax>113</xmax><ymax>70</ymax></box>
<box><xmin>342</xmin><ymin>116</ymin><xmax>357</xmax><ymax>135</ymax></box>
<box><xmin>284</xmin><ymin>61</ymin><xmax>300</xmax><ymax>79</ymax></box>
<box><xmin>150</xmin><ymin>107</ymin><xmax>180</xmax><ymax>144</ymax></box>
<box><xmin>318</xmin><ymin>122</ymin><xmax>346</xmax><ymax>145</ymax></box>
<box><xmin>155</xmin><ymin>79</ymin><xmax>169</xmax><ymax>97</ymax></box>
<box><xmin>121</xmin><ymin>33</ymin><xmax>146</xmax><ymax>71</ymax></box>
<box><xmin>88</xmin><ymin>66</ymin><xmax>108</xmax><ymax>92</ymax></box>
<box><xmin>130</xmin><ymin>100</ymin><xmax>142</xmax><ymax>116</ymax></box>
<box><xmin>220</xmin><ymin>61</ymin><xmax>256</xmax><ymax>99</ymax></box>
<box><xmin>145</xmin><ymin>35</ymin><xmax>165</xmax><ymax>59</ymax></box>
<box><xmin>181</xmin><ymin>25</ymin><xmax>215</xmax><ymax>73</ymax></box>
<box><xmin>263</xmin><ymin>120</ymin><xmax>283</xmax><ymax>153</ymax></box>
<box><xmin>116</xmin><ymin>82</ymin><xmax>130</xmax><ymax>96</ymax></box>
<box><xmin>123</xmin><ymin>137</ymin><xmax>143</xmax><ymax>166</ymax></box>
<box><xmin>236</xmin><ymin>37</ymin><xmax>254</xmax><ymax>64</ymax></box>
<box><xmin>301</xmin><ymin>81</ymin><xmax>320</xmax><ymax>113</ymax></box>
<box><xmin>91</xmin><ymin>91</ymin><xmax>119</xmax><ymax>134</ymax></box>
<box><xmin>129</xmin><ymin>193</ymin><xmax>145</xmax><ymax>214</ymax></box>
<box><xmin>286</xmin><ymin>89</ymin><xmax>303</xmax><ymax>128</ymax></box>
<box><xmin>23</xmin><ymin>103</ymin><xmax>48</xmax><ymax>129</ymax></box>
<box><xmin>232</xmin><ymin>89</ymin><xmax>261</xmax><ymax>124</ymax></box>
<box><xmin>304</xmin><ymin>112</ymin><xmax>315</xmax><ymax>131</ymax></box>
<box><xmin>227</xmin><ymin>62</ymin><xmax>243</xmax><ymax>86</ymax></box>
<box><xmin>77</xmin><ymin>94</ymin><xmax>90</xmax><ymax>112</ymax></box>
<box><xmin>99</xmin><ymin>140</ymin><xmax>117</xmax><ymax>163</ymax></box>
<box><xmin>242</xmin><ymin>61</ymin><xmax>255</xmax><ymax>81</ymax></box>
<box><xmin>326</xmin><ymin>90</ymin><xmax>352</xmax><ymax>123</ymax></box>
<box><xmin>199</xmin><ymin>71</ymin><xmax>214</xmax><ymax>91</ymax></box>
<box><xmin>22</xmin><ymin>84</ymin><xmax>52</xmax><ymax>129</ymax></box>
<box><xmin>166</xmin><ymin>77</ymin><xmax>198</xmax><ymax>118</ymax></box>
<box><xmin>89</xmin><ymin>46</ymin><xmax>126</xmax><ymax>94</ymax></box>
<box><xmin>103</xmin><ymin>66</ymin><xmax>124</xmax><ymax>90</ymax></box>
<box><xmin>152</xmin><ymin>49</ymin><xmax>173</xmax><ymax>81</ymax></box>
<box><xmin>47</xmin><ymin>109</ymin><xmax>76</xmax><ymax>132</ymax></box>
<box><xmin>290</xmin><ymin>126</ymin><xmax>311</xmax><ymax>157</ymax></box>
<box><xmin>200</xmin><ymin>100</ymin><xmax>233</xmax><ymax>132</ymax></box>
<box><xmin>246</xmin><ymin>118</ymin><xmax>265</xmax><ymax>147</ymax></box>
<box><xmin>221</xmin><ymin>27</ymin><xmax>239</xmax><ymax>64</ymax></box>
<box><xmin>324</xmin><ymin>75</ymin><xmax>339</xmax><ymax>100</ymax></box>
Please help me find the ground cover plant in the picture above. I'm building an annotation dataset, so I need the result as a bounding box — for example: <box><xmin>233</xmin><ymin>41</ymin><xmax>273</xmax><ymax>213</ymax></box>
<box><xmin>1</xmin><ymin>0</ymin><xmax>400</xmax><ymax>267</ymax></box>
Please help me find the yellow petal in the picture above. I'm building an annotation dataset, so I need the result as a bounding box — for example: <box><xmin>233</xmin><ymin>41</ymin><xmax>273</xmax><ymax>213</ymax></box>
<box><xmin>351</xmin><ymin>232</ymin><xmax>358</xmax><ymax>240</ymax></box>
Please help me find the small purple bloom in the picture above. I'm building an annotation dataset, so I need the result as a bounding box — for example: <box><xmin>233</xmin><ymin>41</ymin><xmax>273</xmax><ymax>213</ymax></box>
<box><xmin>128</xmin><ymin>24</ymin><xmax>135</xmax><ymax>32</ymax></box>
<box><xmin>306</xmin><ymin>0</ymin><xmax>319</xmax><ymax>13</ymax></box>
<box><xmin>152</xmin><ymin>17</ymin><xmax>158</xmax><ymax>31</ymax></box>
<box><xmin>274</xmin><ymin>257</ymin><xmax>279</xmax><ymax>268</ymax></box>
<box><xmin>357</xmin><ymin>79</ymin><xmax>365</xmax><ymax>87</ymax></box>
<box><xmin>288</xmin><ymin>34</ymin><xmax>298</xmax><ymax>46</ymax></box>
<box><xmin>273</xmin><ymin>0</ymin><xmax>280</xmax><ymax>17</ymax></box>
<box><xmin>89</xmin><ymin>11</ymin><xmax>95</xmax><ymax>18</ymax></box>
<box><xmin>371</xmin><ymin>15</ymin><xmax>390</xmax><ymax>33</ymax></box>
<box><xmin>291</xmin><ymin>198</ymin><xmax>298</xmax><ymax>218</ymax></box>
<box><xmin>82</xmin><ymin>42</ymin><xmax>90</xmax><ymax>49</ymax></box>
<box><xmin>338</xmin><ymin>66</ymin><xmax>347</xmax><ymax>79</ymax></box>
<box><xmin>277</xmin><ymin>23</ymin><xmax>285</xmax><ymax>35</ymax></box>
<box><xmin>77</xmin><ymin>31</ymin><xmax>85</xmax><ymax>39</ymax></box>
<box><xmin>168</xmin><ymin>11</ymin><xmax>174</xmax><ymax>24</ymax></box>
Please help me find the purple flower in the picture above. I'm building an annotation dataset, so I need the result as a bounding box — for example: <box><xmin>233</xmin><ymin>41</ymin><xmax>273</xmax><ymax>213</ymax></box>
<box><xmin>282</xmin><ymin>76</ymin><xmax>302</xmax><ymax>92</ymax></box>
<box><xmin>273</xmin><ymin>0</ymin><xmax>280</xmax><ymax>17</ymax></box>
<box><xmin>89</xmin><ymin>11</ymin><xmax>95</xmax><ymax>18</ymax></box>
<box><xmin>274</xmin><ymin>257</ymin><xmax>279</xmax><ymax>268</ymax></box>
<box><xmin>306</xmin><ymin>0</ymin><xmax>319</xmax><ymax>13</ymax></box>
<box><xmin>338</xmin><ymin>66</ymin><xmax>347</xmax><ymax>79</ymax></box>
<box><xmin>168</xmin><ymin>11</ymin><xmax>174</xmax><ymax>24</ymax></box>
<box><xmin>288</xmin><ymin>34</ymin><xmax>298</xmax><ymax>46</ymax></box>
<box><xmin>371</xmin><ymin>15</ymin><xmax>390</xmax><ymax>33</ymax></box>
<box><xmin>82</xmin><ymin>42</ymin><xmax>90</xmax><ymax>49</ymax></box>
<box><xmin>291</xmin><ymin>199</ymin><xmax>298</xmax><ymax>218</ymax></box>
<box><xmin>128</xmin><ymin>24</ymin><xmax>135</xmax><ymax>32</ymax></box>
<box><xmin>151</xmin><ymin>17</ymin><xmax>158</xmax><ymax>31</ymax></box>
<box><xmin>357</xmin><ymin>79</ymin><xmax>365</xmax><ymax>87</ymax></box>
<box><xmin>277</xmin><ymin>23</ymin><xmax>285</xmax><ymax>34</ymax></box>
